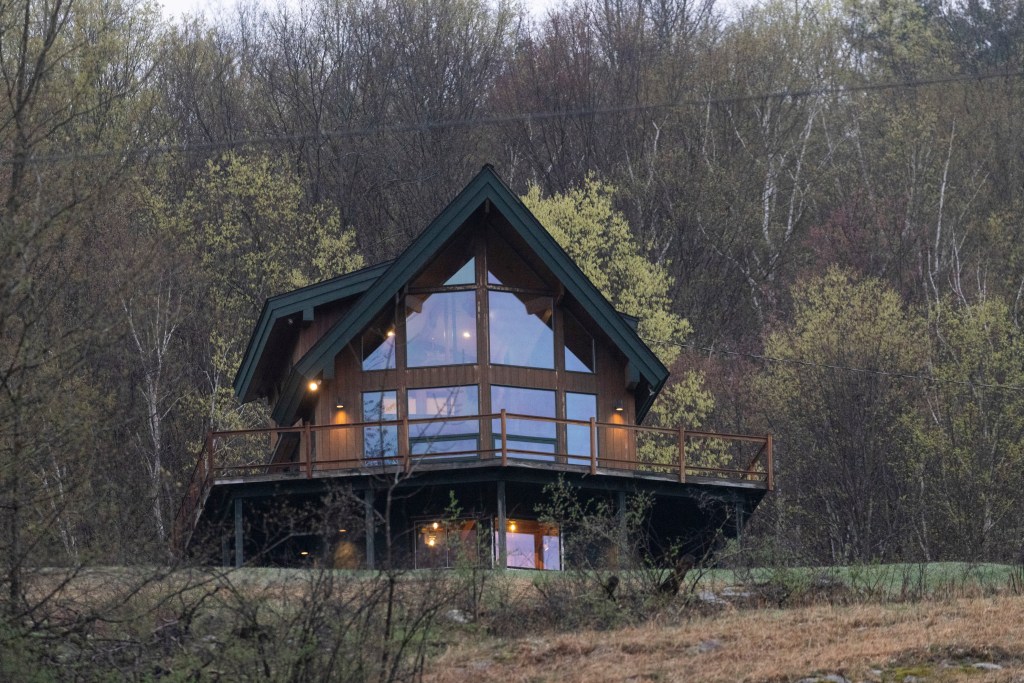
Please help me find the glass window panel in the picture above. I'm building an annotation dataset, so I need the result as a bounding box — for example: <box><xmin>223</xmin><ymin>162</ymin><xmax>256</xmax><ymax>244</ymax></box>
<box><xmin>489</xmin><ymin>292</ymin><xmax>554</xmax><ymax>369</ymax></box>
<box><xmin>564</xmin><ymin>311</ymin><xmax>595</xmax><ymax>373</ymax></box>
<box><xmin>408</xmin><ymin>386</ymin><xmax>479</xmax><ymax>458</ymax></box>
<box><xmin>505</xmin><ymin>532</ymin><xmax>537</xmax><ymax>569</ymax></box>
<box><xmin>566</xmin><ymin>392</ymin><xmax>598</xmax><ymax>466</ymax></box>
<box><xmin>361</xmin><ymin>312</ymin><xmax>397</xmax><ymax>371</ymax></box>
<box><xmin>411</xmin><ymin>241</ymin><xmax>474</xmax><ymax>288</ymax></box>
<box><xmin>362</xmin><ymin>391</ymin><xmax>398</xmax><ymax>464</ymax></box>
<box><xmin>491</xmin><ymin>386</ymin><xmax>555</xmax><ymax>461</ymax></box>
<box><xmin>486</xmin><ymin>233</ymin><xmax>548</xmax><ymax>289</ymax></box>
<box><xmin>495</xmin><ymin>520</ymin><xmax>560</xmax><ymax>570</ymax></box>
<box><xmin>406</xmin><ymin>291</ymin><xmax>477</xmax><ymax>367</ymax></box>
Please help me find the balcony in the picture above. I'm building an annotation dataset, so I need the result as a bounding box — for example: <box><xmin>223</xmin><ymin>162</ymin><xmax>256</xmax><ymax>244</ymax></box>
<box><xmin>173</xmin><ymin>412</ymin><xmax>773</xmax><ymax>552</ymax></box>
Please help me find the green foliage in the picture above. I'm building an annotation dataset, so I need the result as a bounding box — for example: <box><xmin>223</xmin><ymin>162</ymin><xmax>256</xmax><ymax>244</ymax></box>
<box><xmin>759</xmin><ymin>268</ymin><xmax>928</xmax><ymax>562</ymax></box>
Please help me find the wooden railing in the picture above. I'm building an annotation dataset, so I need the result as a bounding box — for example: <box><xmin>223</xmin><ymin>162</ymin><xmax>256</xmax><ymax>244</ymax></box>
<box><xmin>173</xmin><ymin>413</ymin><xmax>772</xmax><ymax>551</ymax></box>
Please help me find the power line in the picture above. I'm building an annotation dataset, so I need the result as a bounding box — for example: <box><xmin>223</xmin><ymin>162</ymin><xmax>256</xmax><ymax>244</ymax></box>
<box><xmin>7</xmin><ymin>67</ymin><xmax>1024</xmax><ymax>167</ymax></box>
<box><xmin>643</xmin><ymin>337</ymin><xmax>1024</xmax><ymax>393</ymax></box>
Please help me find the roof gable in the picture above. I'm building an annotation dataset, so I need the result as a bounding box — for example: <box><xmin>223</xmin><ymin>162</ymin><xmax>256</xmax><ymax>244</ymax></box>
<box><xmin>234</xmin><ymin>260</ymin><xmax>392</xmax><ymax>403</ymax></box>
<box><xmin>268</xmin><ymin>165</ymin><xmax>668</xmax><ymax>425</ymax></box>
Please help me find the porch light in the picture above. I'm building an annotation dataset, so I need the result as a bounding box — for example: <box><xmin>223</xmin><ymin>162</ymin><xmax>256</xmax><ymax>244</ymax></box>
<box><xmin>614</xmin><ymin>400</ymin><xmax>624</xmax><ymax>413</ymax></box>
<box><xmin>386</xmin><ymin>329</ymin><xmax>395</xmax><ymax>338</ymax></box>
<box><xmin>338</xmin><ymin>529</ymin><xmax>347</xmax><ymax>534</ymax></box>
<box><xmin>308</xmin><ymin>379</ymin><xmax>321</xmax><ymax>392</ymax></box>
<box><xmin>335</xmin><ymin>398</ymin><xmax>345</xmax><ymax>410</ymax></box>
<box><xmin>300</xmin><ymin>550</ymin><xmax>309</xmax><ymax>556</ymax></box>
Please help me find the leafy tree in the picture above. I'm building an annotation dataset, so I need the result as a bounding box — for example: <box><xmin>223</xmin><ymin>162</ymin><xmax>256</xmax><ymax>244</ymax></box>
<box><xmin>758</xmin><ymin>268</ymin><xmax>928</xmax><ymax>562</ymax></box>
<box><xmin>921</xmin><ymin>298</ymin><xmax>1024</xmax><ymax>559</ymax></box>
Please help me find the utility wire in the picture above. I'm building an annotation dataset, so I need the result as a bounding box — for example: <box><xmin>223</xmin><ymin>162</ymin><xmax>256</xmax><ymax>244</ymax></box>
<box><xmin>7</xmin><ymin>67</ymin><xmax>1024</xmax><ymax>167</ymax></box>
<box><xmin>642</xmin><ymin>337</ymin><xmax>1024</xmax><ymax>393</ymax></box>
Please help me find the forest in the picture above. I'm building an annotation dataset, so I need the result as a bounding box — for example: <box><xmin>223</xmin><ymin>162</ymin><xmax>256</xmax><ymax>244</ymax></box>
<box><xmin>1</xmin><ymin>0</ymin><xmax>1023</xmax><ymax>587</ymax></box>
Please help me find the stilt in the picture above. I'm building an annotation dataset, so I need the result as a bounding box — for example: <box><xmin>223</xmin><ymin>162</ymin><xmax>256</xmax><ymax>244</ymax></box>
<box><xmin>496</xmin><ymin>481</ymin><xmax>507</xmax><ymax>569</ymax></box>
<box><xmin>233</xmin><ymin>497</ymin><xmax>244</xmax><ymax>568</ymax></box>
<box><xmin>364</xmin><ymin>488</ymin><xmax>376</xmax><ymax>570</ymax></box>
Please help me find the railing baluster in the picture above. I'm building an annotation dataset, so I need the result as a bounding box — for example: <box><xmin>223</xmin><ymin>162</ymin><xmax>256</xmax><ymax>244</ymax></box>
<box><xmin>303</xmin><ymin>424</ymin><xmax>312</xmax><ymax>479</ymax></box>
<box><xmin>678</xmin><ymin>427</ymin><xmax>686</xmax><ymax>483</ymax></box>
<box><xmin>589</xmin><ymin>417</ymin><xmax>597</xmax><ymax>475</ymax></box>
<box><xmin>500</xmin><ymin>409</ymin><xmax>508</xmax><ymax>466</ymax></box>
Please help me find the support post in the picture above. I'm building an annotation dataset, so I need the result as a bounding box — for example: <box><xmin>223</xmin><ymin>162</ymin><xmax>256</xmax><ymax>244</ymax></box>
<box><xmin>766</xmin><ymin>433</ymin><xmax>774</xmax><ymax>490</ymax></box>
<box><xmin>500</xmin><ymin>409</ymin><xmax>508</xmax><ymax>466</ymax></box>
<box><xmin>589</xmin><ymin>417</ymin><xmax>597</xmax><ymax>475</ymax></box>
<box><xmin>734</xmin><ymin>500</ymin><xmax>745</xmax><ymax>541</ymax></box>
<box><xmin>303</xmin><ymin>423</ymin><xmax>312</xmax><ymax>479</ymax></box>
<box><xmin>233</xmin><ymin>497</ymin><xmax>244</xmax><ymax>568</ymax></box>
<box><xmin>616</xmin><ymin>489</ymin><xmax>628</xmax><ymax>569</ymax></box>
<box><xmin>496</xmin><ymin>481</ymin><xmax>507</xmax><ymax>569</ymax></box>
<box><xmin>400</xmin><ymin>416</ymin><xmax>411</xmax><ymax>473</ymax></box>
<box><xmin>678</xmin><ymin>427</ymin><xmax>686</xmax><ymax>483</ymax></box>
<box><xmin>364</xmin><ymin>488</ymin><xmax>376</xmax><ymax>570</ymax></box>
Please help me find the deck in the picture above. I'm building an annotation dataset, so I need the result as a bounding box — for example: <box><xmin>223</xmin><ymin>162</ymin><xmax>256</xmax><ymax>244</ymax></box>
<box><xmin>173</xmin><ymin>411</ymin><xmax>773</xmax><ymax>552</ymax></box>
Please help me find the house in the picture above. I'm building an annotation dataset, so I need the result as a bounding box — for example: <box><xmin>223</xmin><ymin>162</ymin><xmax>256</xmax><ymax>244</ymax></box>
<box><xmin>173</xmin><ymin>166</ymin><xmax>772</xmax><ymax>570</ymax></box>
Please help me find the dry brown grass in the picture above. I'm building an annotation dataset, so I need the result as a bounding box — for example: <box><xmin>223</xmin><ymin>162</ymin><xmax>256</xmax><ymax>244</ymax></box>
<box><xmin>427</xmin><ymin>596</ymin><xmax>1024</xmax><ymax>683</ymax></box>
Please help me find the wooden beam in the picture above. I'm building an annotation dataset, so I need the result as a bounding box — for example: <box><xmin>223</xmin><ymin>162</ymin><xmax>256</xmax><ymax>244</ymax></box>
<box><xmin>233</xmin><ymin>497</ymin><xmax>244</xmax><ymax>568</ymax></box>
<box><xmin>496</xmin><ymin>481</ymin><xmax>507</xmax><ymax>569</ymax></box>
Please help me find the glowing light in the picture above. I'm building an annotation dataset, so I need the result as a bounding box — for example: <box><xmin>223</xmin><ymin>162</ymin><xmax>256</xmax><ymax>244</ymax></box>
<box><xmin>614</xmin><ymin>400</ymin><xmax>625</xmax><ymax>412</ymax></box>
<box><xmin>427</xmin><ymin>535</ymin><xmax>437</xmax><ymax>547</ymax></box>
<box><xmin>338</xmin><ymin>529</ymin><xmax>347</xmax><ymax>534</ymax></box>
<box><xmin>299</xmin><ymin>550</ymin><xmax>309</xmax><ymax>556</ymax></box>
<box><xmin>308</xmin><ymin>380</ymin><xmax>320</xmax><ymax>392</ymax></box>
<box><xmin>386</xmin><ymin>329</ymin><xmax>395</xmax><ymax>338</ymax></box>
<box><xmin>461</xmin><ymin>330</ymin><xmax>472</xmax><ymax>339</ymax></box>
<box><xmin>508</xmin><ymin>520</ymin><xmax>517</xmax><ymax>532</ymax></box>
<box><xmin>431</xmin><ymin>521</ymin><xmax>439</xmax><ymax>530</ymax></box>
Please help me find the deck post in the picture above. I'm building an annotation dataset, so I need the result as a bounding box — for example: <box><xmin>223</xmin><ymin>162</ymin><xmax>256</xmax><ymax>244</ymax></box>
<box><xmin>400</xmin><ymin>416</ymin><xmax>411</xmax><ymax>473</ymax></box>
<box><xmin>678</xmin><ymin>428</ymin><xmax>686</xmax><ymax>483</ymax></box>
<box><xmin>766</xmin><ymin>433</ymin><xmax>774</xmax><ymax>490</ymax></box>
<box><xmin>496</xmin><ymin>481</ymin><xmax>507</xmax><ymax>569</ymax></box>
<box><xmin>233</xmin><ymin>497</ymin><xmax>244</xmax><ymax>568</ymax></box>
<box><xmin>500</xmin><ymin>410</ymin><xmax>508</xmax><ymax>466</ymax></box>
<box><xmin>303</xmin><ymin>423</ymin><xmax>312</xmax><ymax>479</ymax></box>
<box><xmin>364</xmin><ymin>488</ymin><xmax>376</xmax><ymax>570</ymax></box>
<box><xmin>589</xmin><ymin>418</ymin><xmax>597</xmax><ymax>475</ymax></box>
<box><xmin>616</xmin><ymin>489</ymin><xmax>628</xmax><ymax>569</ymax></box>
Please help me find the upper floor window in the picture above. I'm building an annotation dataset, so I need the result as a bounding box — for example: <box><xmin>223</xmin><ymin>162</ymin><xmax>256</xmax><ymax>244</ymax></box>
<box><xmin>406</xmin><ymin>291</ymin><xmax>477</xmax><ymax>367</ymax></box>
<box><xmin>564</xmin><ymin>311</ymin><xmax>595</xmax><ymax>373</ymax></box>
<box><xmin>489</xmin><ymin>292</ymin><xmax>554</xmax><ymax>369</ymax></box>
<box><xmin>362</xmin><ymin>307</ymin><xmax>397</xmax><ymax>371</ymax></box>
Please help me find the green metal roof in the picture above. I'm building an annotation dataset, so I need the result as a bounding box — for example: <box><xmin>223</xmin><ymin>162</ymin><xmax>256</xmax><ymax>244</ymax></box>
<box><xmin>268</xmin><ymin>165</ymin><xmax>669</xmax><ymax>425</ymax></box>
<box><xmin>233</xmin><ymin>260</ymin><xmax>393</xmax><ymax>403</ymax></box>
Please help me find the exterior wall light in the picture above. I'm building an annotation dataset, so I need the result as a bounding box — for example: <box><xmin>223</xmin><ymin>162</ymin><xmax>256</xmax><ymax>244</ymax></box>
<box><xmin>308</xmin><ymin>379</ymin><xmax>320</xmax><ymax>392</ymax></box>
<box><xmin>614</xmin><ymin>400</ymin><xmax>625</xmax><ymax>412</ymax></box>
<box><xmin>335</xmin><ymin>399</ymin><xmax>345</xmax><ymax>410</ymax></box>
<box><xmin>386</xmin><ymin>329</ymin><xmax>395</xmax><ymax>338</ymax></box>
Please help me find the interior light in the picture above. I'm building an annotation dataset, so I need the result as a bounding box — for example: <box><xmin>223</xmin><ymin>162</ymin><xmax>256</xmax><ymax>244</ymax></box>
<box><xmin>431</xmin><ymin>521</ymin><xmax>439</xmax><ymax>530</ymax></box>
<box><xmin>300</xmin><ymin>550</ymin><xmax>309</xmax><ymax>556</ymax></box>
<box><xmin>338</xmin><ymin>529</ymin><xmax>347</xmax><ymax>534</ymax></box>
<box><xmin>614</xmin><ymin>400</ymin><xmax>625</xmax><ymax>413</ymax></box>
<box><xmin>427</xmin><ymin>535</ymin><xmax>437</xmax><ymax>547</ymax></box>
<box><xmin>462</xmin><ymin>330</ymin><xmax>472</xmax><ymax>339</ymax></box>
<box><xmin>508</xmin><ymin>520</ymin><xmax>517</xmax><ymax>532</ymax></box>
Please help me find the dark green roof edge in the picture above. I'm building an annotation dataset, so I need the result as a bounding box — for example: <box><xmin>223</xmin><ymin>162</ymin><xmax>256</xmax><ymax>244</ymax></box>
<box><xmin>233</xmin><ymin>260</ymin><xmax>393</xmax><ymax>402</ymax></box>
<box><xmin>273</xmin><ymin>165</ymin><xmax>669</xmax><ymax>425</ymax></box>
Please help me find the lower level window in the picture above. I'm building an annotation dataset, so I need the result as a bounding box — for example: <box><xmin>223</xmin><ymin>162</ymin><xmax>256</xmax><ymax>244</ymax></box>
<box><xmin>495</xmin><ymin>519</ymin><xmax>561</xmax><ymax>570</ymax></box>
<box><xmin>415</xmin><ymin>519</ymin><xmax>482</xmax><ymax>568</ymax></box>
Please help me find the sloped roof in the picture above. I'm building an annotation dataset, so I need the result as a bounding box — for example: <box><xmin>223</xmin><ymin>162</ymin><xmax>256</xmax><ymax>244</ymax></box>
<box><xmin>233</xmin><ymin>260</ymin><xmax>392</xmax><ymax>403</ymax></box>
<box><xmin>258</xmin><ymin>165</ymin><xmax>669</xmax><ymax>424</ymax></box>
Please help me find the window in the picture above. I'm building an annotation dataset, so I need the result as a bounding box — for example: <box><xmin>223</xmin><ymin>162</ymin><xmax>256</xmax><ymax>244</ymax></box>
<box><xmin>486</xmin><ymin>233</ymin><xmax>549</xmax><ymax>289</ymax></box>
<box><xmin>362</xmin><ymin>391</ymin><xmax>398</xmax><ymax>464</ymax></box>
<box><xmin>407</xmin><ymin>385</ymin><xmax>479</xmax><ymax>458</ymax></box>
<box><xmin>405</xmin><ymin>291</ymin><xmax>477</xmax><ymax>367</ymax></box>
<box><xmin>415</xmin><ymin>519</ymin><xmax>483</xmax><ymax>569</ymax></box>
<box><xmin>495</xmin><ymin>519</ymin><xmax>560</xmax><ymax>570</ymax></box>
<box><xmin>361</xmin><ymin>308</ymin><xmax>396</xmax><ymax>371</ymax></box>
<box><xmin>566</xmin><ymin>392</ymin><xmax>598</xmax><ymax>466</ymax></box>
<box><xmin>412</xmin><ymin>242</ymin><xmax>475</xmax><ymax>288</ymax></box>
<box><xmin>489</xmin><ymin>292</ymin><xmax>554</xmax><ymax>369</ymax></box>
<box><xmin>491</xmin><ymin>386</ymin><xmax>556</xmax><ymax>461</ymax></box>
<box><xmin>564</xmin><ymin>311</ymin><xmax>595</xmax><ymax>373</ymax></box>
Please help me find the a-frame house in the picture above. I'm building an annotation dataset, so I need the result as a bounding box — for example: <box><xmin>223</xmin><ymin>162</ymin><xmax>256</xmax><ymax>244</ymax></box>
<box><xmin>175</xmin><ymin>166</ymin><xmax>772</xmax><ymax>569</ymax></box>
